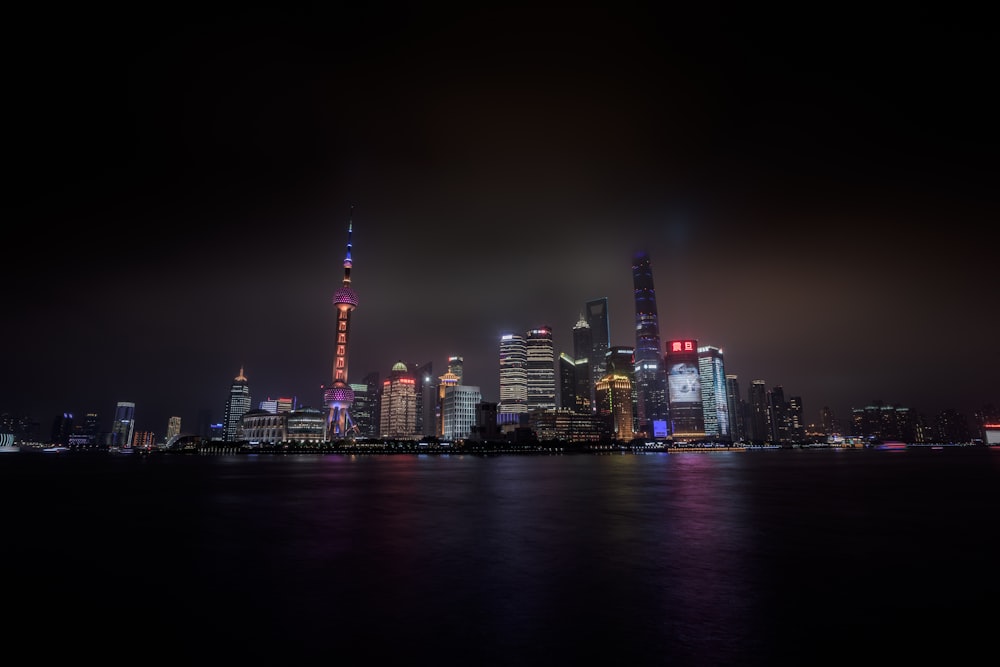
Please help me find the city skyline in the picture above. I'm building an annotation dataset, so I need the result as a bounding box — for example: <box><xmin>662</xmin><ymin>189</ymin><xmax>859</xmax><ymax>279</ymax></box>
<box><xmin>4</xmin><ymin>7</ymin><xmax>997</xmax><ymax>438</ymax></box>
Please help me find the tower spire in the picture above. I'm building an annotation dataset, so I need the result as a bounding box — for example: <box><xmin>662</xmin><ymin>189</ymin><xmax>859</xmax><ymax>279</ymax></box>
<box><xmin>343</xmin><ymin>203</ymin><xmax>353</xmax><ymax>286</ymax></box>
<box><xmin>325</xmin><ymin>204</ymin><xmax>360</xmax><ymax>441</ymax></box>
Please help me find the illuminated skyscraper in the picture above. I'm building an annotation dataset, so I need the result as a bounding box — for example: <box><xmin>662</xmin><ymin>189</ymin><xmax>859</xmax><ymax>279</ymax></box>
<box><xmin>324</xmin><ymin>206</ymin><xmax>359</xmax><ymax>440</ymax></box>
<box><xmin>499</xmin><ymin>332</ymin><xmax>528</xmax><ymax>415</ymax></box>
<box><xmin>526</xmin><ymin>326</ymin><xmax>556</xmax><ymax>411</ymax></box>
<box><xmin>380</xmin><ymin>361</ymin><xmax>417</xmax><ymax>440</ymax></box>
<box><xmin>665</xmin><ymin>339</ymin><xmax>705</xmax><ymax>438</ymax></box>
<box><xmin>166</xmin><ymin>416</ymin><xmax>182</xmax><ymax>442</ymax></box>
<box><xmin>447</xmin><ymin>356</ymin><xmax>464</xmax><ymax>384</ymax></box>
<box><xmin>605</xmin><ymin>345</ymin><xmax>637</xmax><ymax>434</ymax></box>
<box><xmin>111</xmin><ymin>401</ymin><xmax>136</xmax><ymax>448</ymax></box>
<box><xmin>223</xmin><ymin>368</ymin><xmax>251</xmax><ymax>442</ymax></box>
<box><xmin>631</xmin><ymin>252</ymin><xmax>669</xmax><ymax>434</ymax></box>
<box><xmin>697</xmin><ymin>345</ymin><xmax>730</xmax><ymax>439</ymax></box>
<box><xmin>441</xmin><ymin>384</ymin><xmax>482</xmax><ymax>440</ymax></box>
<box><xmin>436</xmin><ymin>370</ymin><xmax>461</xmax><ymax>436</ymax></box>
<box><xmin>595</xmin><ymin>373</ymin><xmax>634</xmax><ymax>440</ymax></box>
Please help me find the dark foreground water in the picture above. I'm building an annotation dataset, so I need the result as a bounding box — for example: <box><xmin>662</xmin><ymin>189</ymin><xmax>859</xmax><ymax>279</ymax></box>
<box><xmin>4</xmin><ymin>447</ymin><xmax>999</xmax><ymax>665</ymax></box>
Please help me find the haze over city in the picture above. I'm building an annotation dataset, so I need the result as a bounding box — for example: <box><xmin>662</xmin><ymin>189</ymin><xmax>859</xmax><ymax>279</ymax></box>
<box><xmin>4</xmin><ymin>5</ymin><xmax>997</xmax><ymax>438</ymax></box>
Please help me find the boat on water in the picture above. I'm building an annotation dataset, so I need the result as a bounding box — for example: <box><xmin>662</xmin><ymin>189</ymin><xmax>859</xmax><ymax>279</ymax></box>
<box><xmin>875</xmin><ymin>441</ymin><xmax>908</xmax><ymax>451</ymax></box>
<box><xmin>669</xmin><ymin>445</ymin><xmax>747</xmax><ymax>453</ymax></box>
<box><xmin>42</xmin><ymin>446</ymin><xmax>69</xmax><ymax>453</ymax></box>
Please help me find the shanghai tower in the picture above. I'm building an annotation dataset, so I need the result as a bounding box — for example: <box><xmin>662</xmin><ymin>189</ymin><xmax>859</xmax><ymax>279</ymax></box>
<box><xmin>631</xmin><ymin>251</ymin><xmax>669</xmax><ymax>435</ymax></box>
<box><xmin>324</xmin><ymin>206</ymin><xmax>359</xmax><ymax>440</ymax></box>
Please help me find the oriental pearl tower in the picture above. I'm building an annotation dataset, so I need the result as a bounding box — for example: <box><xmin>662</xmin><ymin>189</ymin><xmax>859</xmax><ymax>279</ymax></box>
<box><xmin>324</xmin><ymin>205</ymin><xmax>359</xmax><ymax>440</ymax></box>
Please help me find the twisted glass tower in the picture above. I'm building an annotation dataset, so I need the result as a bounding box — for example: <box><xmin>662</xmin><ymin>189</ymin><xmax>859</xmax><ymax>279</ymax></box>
<box><xmin>632</xmin><ymin>251</ymin><xmax>669</xmax><ymax>434</ymax></box>
<box><xmin>324</xmin><ymin>206</ymin><xmax>359</xmax><ymax>440</ymax></box>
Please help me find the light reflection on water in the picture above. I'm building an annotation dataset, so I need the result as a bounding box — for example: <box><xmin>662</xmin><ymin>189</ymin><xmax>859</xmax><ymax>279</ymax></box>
<box><xmin>4</xmin><ymin>448</ymin><xmax>998</xmax><ymax>665</ymax></box>
<box><xmin>196</xmin><ymin>452</ymin><xmax>761</xmax><ymax>663</ymax></box>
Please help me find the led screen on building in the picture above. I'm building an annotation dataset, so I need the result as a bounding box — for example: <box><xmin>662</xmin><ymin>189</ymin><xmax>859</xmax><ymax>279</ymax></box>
<box><xmin>666</xmin><ymin>339</ymin><xmax>701</xmax><ymax>405</ymax></box>
<box><xmin>668</xmin><ymin>362</ymin><xmax>702</xmax><ymax>404</ymax></box>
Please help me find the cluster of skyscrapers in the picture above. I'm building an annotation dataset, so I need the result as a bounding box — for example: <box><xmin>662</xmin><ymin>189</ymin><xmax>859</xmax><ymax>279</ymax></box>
<box><xmin>492</xmin><ymin>253</ymin><xmax>748</xmax><ymax>443</ymax></box>
<box><xmin>13</xmin><ymin>212</ymin><xmax>992</xmax><ymax>449</ymax></box>
<box><xmin>216</xmin><ymin>240</ymin><xmax>808</xmax><ymax>445</ymax></box>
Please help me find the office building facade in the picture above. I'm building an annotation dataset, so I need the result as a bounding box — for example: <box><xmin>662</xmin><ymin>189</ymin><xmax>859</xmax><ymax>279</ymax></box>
<box><xmin>526</xmin><ymin>326</ymin><xmax>556</xmax><ymax>411</ymax></box>
<box><xmin>223</xmin><ymin>367</ymin><xmax>251</xmax><ymax>442</ymax></box>
<box><xmin>572</xmin><ymin>314</ymin><xmax>593</xmax><ymax>413</ymax></box>
<box><xmin>441</xmin><ymin>384</ymin><xmax>482</xmax><ymax>440</ymax></box>
<box><xmin>111</xmin><ymin>401</ymin><xmax>136</xmax><ymax>449</ymax></box>
<box><xmin>499</xmin><ymin>332</ymin><xmax>528</xmax><ymax>414</ymax></box>
<box><xmin>605</xmin><ymin>345</ymin><xmax>637</xmax><ymax>435</ymax></box>
<box><xmin>665</xmin><ymin>340</ymin><xmax>705</xmax><ymax>438</ymax></box>
<box><xmin>380</xmin><ymin>361</ymin><xmax>417</xmax><ymax>440</ymax></box>
<box><xmin>697</xmin><ymin>345</ymin><xmax>730</xmax><ymax>439</ymax></box>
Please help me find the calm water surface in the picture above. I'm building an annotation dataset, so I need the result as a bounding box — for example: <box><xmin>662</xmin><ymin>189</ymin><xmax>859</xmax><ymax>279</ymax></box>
<box><xmin>5</xmin><ymin>447</ymin><xmax>998</xmax><ymax>665</ymax></box>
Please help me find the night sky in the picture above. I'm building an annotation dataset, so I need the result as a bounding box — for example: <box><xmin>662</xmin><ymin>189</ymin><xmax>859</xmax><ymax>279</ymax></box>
<box><xmin>5</xmin><ymin>5</ymin><xmax>997</xmax><ymax>437</ymax></box>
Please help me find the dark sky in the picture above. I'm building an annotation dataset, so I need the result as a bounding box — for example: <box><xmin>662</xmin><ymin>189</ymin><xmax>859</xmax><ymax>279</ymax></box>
<box><xmin>5</xmin><ymin>5</ymin><xmax>998</xmax><ymax>437</ymax></box>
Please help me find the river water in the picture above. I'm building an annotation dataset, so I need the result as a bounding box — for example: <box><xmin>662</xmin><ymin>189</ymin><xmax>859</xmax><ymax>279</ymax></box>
<box><xmin>4</xmin><ymin>447</ymin><xmax>997</xmax><ymax>665</ymax></box>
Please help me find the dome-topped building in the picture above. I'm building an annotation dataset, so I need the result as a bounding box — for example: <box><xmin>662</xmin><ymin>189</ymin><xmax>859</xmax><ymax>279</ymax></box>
<box><xmin>380</xmin><ymin>361</ymin><xmax>418</xmax><ymax>440</ymax></box>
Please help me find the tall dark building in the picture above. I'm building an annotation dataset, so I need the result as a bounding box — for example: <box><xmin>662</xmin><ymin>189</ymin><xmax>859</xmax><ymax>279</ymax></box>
<box><xmin>82</xmin><ymin>412</ymin><xmax>102</xmax><ymax>446</ymax></box>
<box><xmin>768</xmin><ymin>385</ymin><xmax>788</xmax><ymax>444</ymax></box>
<box><xmin>820</xmin><ymin>405</ymin><xmax>838</xmax><ymax>436</ymax></box>
<box><xmin>412</xmin><ymin>361</ymin><xmax>434</xmax><ymax>437</ymax></box>
<box><xmin>324</xmin><ymin>207</ymin><xmax>359</xmax><ymax>440</ymax></box>
<box><xmin>558</xmin><ymin>352</ymin><xmax>577</xmax><ymax>410</ymax></box>
<box><xmin>726</xmin><ymin>375</ymin><xmax>747</xmax><ymax>442</ymax></box>
<box><xmin>349</xmin><ymin>370</ymin><xmax>380</xmax><ymax>438</ymax></box>
<box><xmin>112</xmin><ymin>400</ymin><xmax>136</xmax><ymax>448</ymax></box>
<box><xmin>631</xmin><ymin>252</ymin><xmax>669</xmax><ymax>435</ymax></box>
<box><xmin>572</xmin><ymin>314</ymin><xmax>593</xmax><ymax>413</ymax></box>
<box><xmin>196</xmin><ymin>408</ymin><xmax>213</xmax><ymax>439</ymax></box>
<box><xmin>748</xmin><ymin>379</ymin><xmax>769</xmax><ymax>444</ymax></box>
<box><xmin>585</xmin><ymin>297</ymin><xmax>610</xmax><ymax>408</ymax></box>
<box><xmin>50</xmin><ymin>412</ymin><xmax>73</xmax><ymax>446</ymax></box>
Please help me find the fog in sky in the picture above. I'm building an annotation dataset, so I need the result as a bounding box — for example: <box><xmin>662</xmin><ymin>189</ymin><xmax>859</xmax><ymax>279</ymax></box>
<box><xmin>5</xmin><ymin>5</ymin><xmax>997</xmax><ymax>436</ymax></box>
